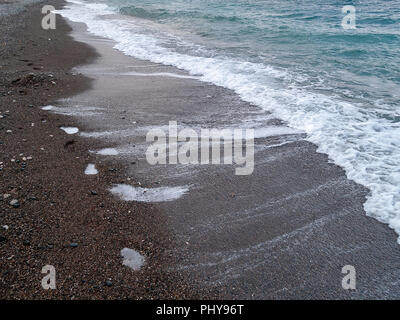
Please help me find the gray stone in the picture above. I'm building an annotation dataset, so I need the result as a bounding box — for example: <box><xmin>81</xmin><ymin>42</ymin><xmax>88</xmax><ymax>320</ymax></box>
<box><xmin>10</xmin><ymin>199</ymin><xmax>20</xmax><ymax>208</ymax></box>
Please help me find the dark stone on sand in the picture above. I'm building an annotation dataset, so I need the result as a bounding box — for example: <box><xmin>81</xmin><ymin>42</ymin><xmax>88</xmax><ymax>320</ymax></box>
<box><xmin>70</xmin><ymin>243</ymin><xmax>78</xmax><ymax>248</ymax></box>
<box><xmin>90</xmin><ymin>190</ymin><xmax>98</xmax><ymax>196</ymax></box>
<box><xmin>10</xmin><ymin>199</ymin><xmax>20</xmax><ymax>208</ymax></box>
<box><xmin>64</xmin><ymin>140</ymin><xmax>76</xmax><ymax>149</ymax></box>
<box><xmin>23</xmin><ymin>240</ymin><xmax>30</xmax><ymax>246</ymax></box>
<box><xmin>0</xmin><ymin>236</ymin><xmax>7</xmax><ymax>243</ymax></box>
<box><xmin>28</xmin><ymin>196</ymin><xmax>38</xmax><ymax>201</ymax></box>
<box><xmin>105</xmin><ymin>280</ymin><xmax>112</xmax><ymax>287</ymax></box>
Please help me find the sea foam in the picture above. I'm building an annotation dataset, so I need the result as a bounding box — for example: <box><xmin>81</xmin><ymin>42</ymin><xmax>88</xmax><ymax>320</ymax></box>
<box><xmin>58</xmin><ymin>1</ymin><xmax>400</xmax><ymax>242</ymax></box>
<box><xmin>96</xmin><ymin>148</ymin><xmax>119</xmax><ymax>156</ymax></box>
<box><xmin>85</xmin><ymin>164</ymin><xmax>98</xmax><ymax>175</ymax></box>
<box><xmin>121</xmin><ymin>248</ymin><xmax>145</xmax><ymax>270</ymax></box>
<box><xmin>60</xmin><ymin>127</ymin><xmax>79</xmax><ymax>134</ymax></box>
<box><xmin>110</xmin><ymin>184</ymin><xmax>189</xmax><ymax>202</ymax></box>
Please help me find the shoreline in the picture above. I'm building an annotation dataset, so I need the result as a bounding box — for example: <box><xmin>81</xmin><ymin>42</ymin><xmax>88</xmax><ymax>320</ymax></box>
<box><xmin>0</xmin><ymin>0</ymin><xmax>203</xmax><ymax>299</ymax></box>
<box><xmin>2</xmin><ymin>0</ymin><xmax>400</xmax><ymax>300</ymax></box>
<box><xmin>57</xmin><ymin>3</ymin><xmax>400</xmax><ymax>299</ymax></box>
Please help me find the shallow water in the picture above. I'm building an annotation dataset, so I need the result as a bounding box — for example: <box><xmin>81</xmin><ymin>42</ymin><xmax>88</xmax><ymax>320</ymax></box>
<box><xmin>57</xmin><ymin>0</ymin><xmax>400</xmax><ymax>239</ymax></box>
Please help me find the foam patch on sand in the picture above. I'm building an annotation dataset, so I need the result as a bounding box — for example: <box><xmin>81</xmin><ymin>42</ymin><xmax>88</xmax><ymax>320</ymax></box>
<box><xmin>42</xmin><ymin>104</ymin><xmax>103</xmax><ymax>117</ymax></box>
<box><xmin>60</xmin><ymin>127</ymin><xmax>79</xmax><ymax>134</ymax></box>
<box><xmin>85</xmin><ymin>164</ymin><xmax>98</xmax><ymax>175</ymax></box>
<box><xmin>110</xmin><ymin>184</ymin><xmax>189</xmax><ymax>202</ymax></box>
<box><xmin>96</xmin><ymin>148</ymin><xmax>119</xmax><ymax>155</ymax></box>
<box><xmin>121</xmin><ymin>248</ymin><xmax>145</xmax><ymax>270</ymax></box>
<box><xmin>41</xmin><ymin>105</ymin><xmax>54</xmax><ymax>111</ymax></box>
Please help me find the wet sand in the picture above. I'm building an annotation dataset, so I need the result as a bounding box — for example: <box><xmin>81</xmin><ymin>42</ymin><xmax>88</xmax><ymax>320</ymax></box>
<box><xmin>2</xmin><ymin>0</ymin><xmax>400</xmax><ymax>300</ymax></box>
<box><xmin>56</xmin><ymin>9</ymin><xmax>400</xmax><ymax>299</ymax></box>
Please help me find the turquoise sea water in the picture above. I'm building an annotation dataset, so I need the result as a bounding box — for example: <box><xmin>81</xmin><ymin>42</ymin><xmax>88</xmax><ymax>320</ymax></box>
<box><xmin>59</xmin><ymin>1</ymin><xmax>400</xmax><ymax>239</ymax></box>
<box><xmin>111</xmin><ymin>0</ymin><xmax>400</xmax><ymax>110</ymax></box>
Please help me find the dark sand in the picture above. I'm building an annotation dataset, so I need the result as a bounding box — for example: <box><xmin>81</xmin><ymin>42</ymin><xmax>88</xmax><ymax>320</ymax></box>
<box><xmin>1</xmin><ymin>0</ymin><xmax>400</xmax><ymax>300</ymax></box>
<box><xmin>0</xmin><ymin>0</ymin><xmax>203</xmax><ymax>299</ymax></box>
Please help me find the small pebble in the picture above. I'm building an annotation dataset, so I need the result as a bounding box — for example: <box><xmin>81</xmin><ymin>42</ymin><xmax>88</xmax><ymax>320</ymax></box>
<box><xmin>10</xmin><ymin>199</ymin><xmax>20</xmax><ymax>208</ymax></box>
<box><xmin>70</xmin><ymin>243</ymin><xmax>78</xmax><ymax>248</ymax></box>
<box><xmin>0</xmin><ymin>236</ymin><xmax>7</xmax><ymax>242</ymax></box>
<box><xmin>90</xmin><ymin>191</ymin><xmax>98</xmax><ymax>196</ymax></box>
<box><xmin>105</xmin><ymin>280</ymin><xmax>113</xmax><ymax>287</ymax></box>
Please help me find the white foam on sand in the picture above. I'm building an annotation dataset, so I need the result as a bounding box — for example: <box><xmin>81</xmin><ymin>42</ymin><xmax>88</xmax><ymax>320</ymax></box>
<box><xmin>80</xmin><ymin>129</ymin><xmax>138</xmax><ymax>138</ymax></box>
<box><xmin>96</xmin><ymin>148</ymin><xmax>119</xmax><ymax>155</ymax></box>
<box><xmin>41</xmin><ymin>105</ymin><xmax>54</xmax><ymax>111</ymax></box>
<box><xmin>121</xmin><ymin>248</ymin><xmax>145</xmax><ymax>271</ymax></box>
<box><xmin>110</xmin><ymin>184</ymin><xmax>189</xmax><ymax>202</ymax></box>
<box><xmin>80</xmin><ymin>130</ymin><xmax>121</xmax><ymax>138</ymax></box>
<box><xmin>122</xmin><ymin>71</ymin><xmax>199</xmax><ymax>80</ymax></box>
<box><xmin>42</xmin><ymin>104</ymin><xmax>103</xmax><ymax>117</ymax></box>
<box><xmin>85</xmin><ymin>163</ymin><xmax>98</xmax><ymax>175</ymax></box>
<box><xmin>60</xmin><ymin>127</ymin><xmax>79</xmax><ymax>134</ymax></box>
